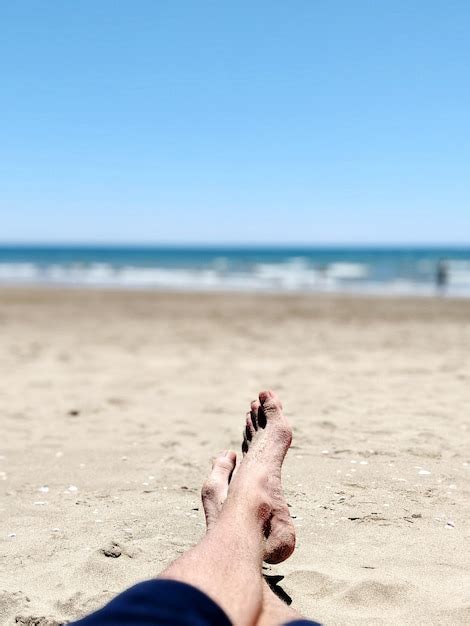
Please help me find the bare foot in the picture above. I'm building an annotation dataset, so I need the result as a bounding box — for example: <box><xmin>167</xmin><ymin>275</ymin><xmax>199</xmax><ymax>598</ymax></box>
<box><xmin>201</xmin><ymin>412</ymin><xmax>302</xmax><ymax>625</ymax></box>
<box><xmin>202</xmin><ymin>390</ymin><xmax>296</xmax><ymax>564</ymax></box>
<box><xmin>201</xmin><ymin>450</ymin><xmax>237</xmax><ymax>530</ymax></box>
<box><xmin>241</xmin><ymin>390</ymin><xmax>296</xmax><ymax>564</ymax></box>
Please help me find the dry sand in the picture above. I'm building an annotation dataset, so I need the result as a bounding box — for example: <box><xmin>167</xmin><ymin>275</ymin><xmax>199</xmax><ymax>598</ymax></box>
<box><xmin>1</xmin><ymin>288</ymin><xmax>469</xmax><ymax>625</ymax></box>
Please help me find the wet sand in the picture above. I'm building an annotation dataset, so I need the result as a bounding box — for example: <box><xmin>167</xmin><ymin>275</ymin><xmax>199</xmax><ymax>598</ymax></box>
<box><xmin>1</xmin><ymin>288</ymin><xmax>469</xmax><ymax>625</ymax></box>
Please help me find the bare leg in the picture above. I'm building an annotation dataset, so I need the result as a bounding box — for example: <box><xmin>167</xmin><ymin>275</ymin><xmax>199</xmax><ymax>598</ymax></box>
<box><xmin>244</xmin><ymin>395</ymin><xmax>296</xmax><ymax>564</ymax></box>
<box><xmin>258</xmin><ymin>581</ymin><xmax>303</xmax><ymax>626</ymax></box>
<box><xmin>202</xmin><ymin>401</ymin><xmax>305</xmax><ymax>626</ymax></box>
<box><xmin>161</xmin><ymin>391</ymin><xmax>294</xmax><ymax>626</ymax></box>
<box><xmin>203</xmin><ymin>452</ymin><xmax>303</xmax><ymax>626</ymax></box>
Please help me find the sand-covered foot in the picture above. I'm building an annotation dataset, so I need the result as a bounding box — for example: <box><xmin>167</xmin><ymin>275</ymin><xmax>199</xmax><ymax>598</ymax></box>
<box><xmin>201</xmin><ymin>392</ymin><xmax>296</xmax><ymax>564</ymax></box>
<box><xmin>201</xmin><ymin>448</ymin><xmax>301</xmax><ymax>626</ymax></box>
<box><xmin>239</xmin><ymin>390</ymin><xmax>295</xmax><ymax>564</ymax></box>
<box><xmin>201</xmin><ymin>450</ymin><xmax>237</xmax><ymax>530</ymax></box>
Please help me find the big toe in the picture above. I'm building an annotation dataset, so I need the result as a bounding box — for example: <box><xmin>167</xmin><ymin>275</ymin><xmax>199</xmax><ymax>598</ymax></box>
<box><xmin>211</xmin><ymin>450</ymin><xmax>237</xmax><ymax>481</ymax></box>
<box><xmin>259</xmin><ymin>390</ymin><xmax>283</xmax><ymax>417</ymax></box>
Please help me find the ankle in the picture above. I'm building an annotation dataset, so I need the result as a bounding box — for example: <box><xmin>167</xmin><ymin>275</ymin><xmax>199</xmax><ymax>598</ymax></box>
<box><xmin>227</xmin><ymin>471</ymin><xmax>273</xmax><ymax>525</ymax></box>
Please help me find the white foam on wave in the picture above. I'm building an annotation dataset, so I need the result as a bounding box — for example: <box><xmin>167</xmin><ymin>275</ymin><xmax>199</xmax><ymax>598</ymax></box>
<box><xmin>446</xmin><ymin>260</ymin><xmax>470</xmax><ymax>286</ymax></box>
<box><xmin>327</xmin><ymin>263</ymin><xmax>369</xmax><ymax>279</ymax></box>
<box><xmin>0</xmin><ymin>260</ymin><xmax>469</xmax><ymax>297</ymax></box>
<box><xmin>0</xmin><ymin>263</ymin><xmax>40</xmax><ymax>280</ymax></box>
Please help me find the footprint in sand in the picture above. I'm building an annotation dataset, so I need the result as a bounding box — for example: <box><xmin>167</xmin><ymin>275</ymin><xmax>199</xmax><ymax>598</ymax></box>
<box><xmin>341</xmin><ymin>580</ymin><xmax>409</xmax><ymax>607</ymax></box>
<box><xmin>284</xmin><ymin>569</ymin><xmax>344</xmax><ymax>599</ymax></box>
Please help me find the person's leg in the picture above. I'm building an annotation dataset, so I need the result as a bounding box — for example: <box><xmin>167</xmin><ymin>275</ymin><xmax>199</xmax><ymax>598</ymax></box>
<box><xmin>202</xmin><ymin>454</ymin><xmax>303</xmax><ymax>626</ymax></box>
<box><xmin>244</xmin><ymin>396</ymin><xmax>296</xmax><ymax>564</ymax></box>
<box><xmin>161</xmin><ymin>390</ymin><xmax>294</xmax><ymax>626</ymax></box>
<box><xmin>72</xmin><ymin>391</ymin><xmax>305</xmax><ymax>626</ymax></box>
<box><xmin>258</xmin><ymin>581</ymin><xmax>306</xmax><ymax>626</ymax></box>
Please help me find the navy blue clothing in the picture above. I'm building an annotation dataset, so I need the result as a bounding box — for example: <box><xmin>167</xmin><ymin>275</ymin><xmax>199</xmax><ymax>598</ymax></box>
<box><xmin>71</xmin><ymin>579</ymin><xmax>321</xmax><ymax>626</ymax></box>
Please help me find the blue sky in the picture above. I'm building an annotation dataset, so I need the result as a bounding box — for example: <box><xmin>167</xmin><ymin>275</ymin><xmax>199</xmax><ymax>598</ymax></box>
<box><xmin>1</xmin><ymin>1</ymin><xmax>469</xmax><ymax>244</ymax></box>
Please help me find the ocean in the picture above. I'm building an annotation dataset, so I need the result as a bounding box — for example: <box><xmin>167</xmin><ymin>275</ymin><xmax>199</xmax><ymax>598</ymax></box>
<box><xmin>1</xmin><ymin>245</ymin><xmax>470</xmax><ymax>296</ymax></box>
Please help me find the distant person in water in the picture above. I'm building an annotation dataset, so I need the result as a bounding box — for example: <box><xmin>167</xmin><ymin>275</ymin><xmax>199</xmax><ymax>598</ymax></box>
<box><xmin>72</xmin><ymin>391</ymin><xmax>319</xmax><ymax>626</ymax></box>
<box><xmin>436</xmin><ymin>259</ymin><xmax>448</xmax><ymax>293</ymax></box>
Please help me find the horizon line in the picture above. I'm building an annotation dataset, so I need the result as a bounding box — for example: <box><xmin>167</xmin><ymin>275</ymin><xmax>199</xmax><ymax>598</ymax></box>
<box><xmin>1</xmin><ymin>241</ymin><xmax>470</xmax><ymax>249</ymax></box>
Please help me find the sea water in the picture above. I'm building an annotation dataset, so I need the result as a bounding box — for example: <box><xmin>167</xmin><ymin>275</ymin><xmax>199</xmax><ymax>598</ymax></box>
<box><xmin>0</xmin><ymin>245</ymin><xmax>469</xmax><ymax>296</ymax></box>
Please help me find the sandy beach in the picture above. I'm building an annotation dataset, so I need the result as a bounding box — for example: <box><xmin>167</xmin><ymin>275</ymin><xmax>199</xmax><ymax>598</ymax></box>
<box><xmin>1</xmin><ymin>288</ymin><xmax>469</xmax><ymax>626</ymax></box>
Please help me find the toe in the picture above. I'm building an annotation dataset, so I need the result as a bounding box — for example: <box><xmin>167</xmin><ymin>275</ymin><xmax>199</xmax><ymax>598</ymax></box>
<box><xmin>242</xmin><ymin>431</ymin><xmax>249</xmax><ymax>455</ymax></box>
<box><xmin>245</xmin><ymin>414</ymin><xmax>255</xmax><ymax>441</ymax></box>
<box><xmin>259</xmin><ymin>390</ymin><xmax>283</xmax><ymax>417</ymax></box>
<box><xmin>224</xmin><ymin>449</ymin><xmax>237</xmax><ymax>463</ymax></box>
<box><xmin>250</xmin><ymin>400</ymin><xmax>260</xmax><ymax>430</ymax></box>
<box><xmin>257</xmin><ymin>403</ymin><xmax>267</xmax><ymax>429</ymax></box>
<box><xmin>211</xmin><ymin>450</ymin><xmax>237</xmax><ymax>480</ymax></box>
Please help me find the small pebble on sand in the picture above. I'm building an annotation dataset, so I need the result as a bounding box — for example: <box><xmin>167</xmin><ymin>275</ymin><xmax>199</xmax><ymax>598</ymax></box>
<box><xmin>68</xmin><ymin>485</ymin><xmax>78</xmax><ymax>492</ymax></box>
<box><xmin>39</xmin><ymin>485</ymin><xmax>49</xmax><ymax>493</ymax></box>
